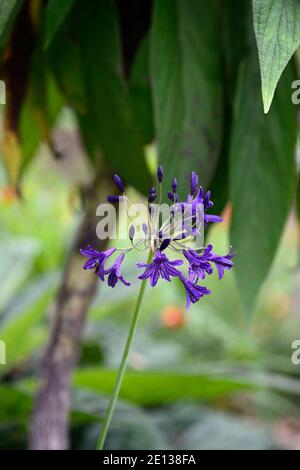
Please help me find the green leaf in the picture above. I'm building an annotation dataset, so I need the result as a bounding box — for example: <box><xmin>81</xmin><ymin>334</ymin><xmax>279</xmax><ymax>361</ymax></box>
<box><xmin>253</xmin><ymin>0</ymin><xmax>300</xmax><ymax>113</ymax></box>
<box><xmin>71</xmin><ymin>0</ymin><xmax>151</xmax><ymax>193</ymax></box>
<box><xmin>209</xmin><ymin>0</ymin><xmax>251</xmax><ymax>217</ymax></box>
<box><xmin>47</xmin><ymin>23</ymin><xmax>86</xmax><ymax>112</ymax></box>
<box><xmin>0</xmin><ymin>385</ymin><xmax>32</xmax><ymax>423</ymax></box>
<box><xmin>230</xmin><ymin>47</ymin><xmax>297</xmax><ymax>314</ymax></box>
<box><xmin>18</xmin><ymin>27</ymin><xmax>64</xmax><ymax>170</ymax></box>
<box><xmin>44</xmin><ymin>0</ymin><xmax>75</xmax><ymax>49</ymax></box>
<box><xmin>0</xmin><ymin>283</ymin><xmax>54</xmax><ymax>375</ymax></box>
<box><xmin>151</xmin><ymin>0</ymin><xmax>223</xmax><ymax>195</ymax></box>
<box><xmin>129</xmin><ymin>36</ymin><xmax>154</xmax><ymax>145</ymax></box>
<box><xmin>0</xmin><ymin>238</ymin><xmax>39</xmax><ymax>312</ymax></box>
<box><xmin>222</xmin><ymin>0</ymin><xmax>251</xmax><ymax>103</ymax></box>
<box><xmin>0</xmin><ymin>0</ymin><xmax>22</xmax><ymax>46</ymax></box>
<box><xmin>73</xmin><ymin>368</ymin><xmax>253</xmax><ymax>406</ymax></box>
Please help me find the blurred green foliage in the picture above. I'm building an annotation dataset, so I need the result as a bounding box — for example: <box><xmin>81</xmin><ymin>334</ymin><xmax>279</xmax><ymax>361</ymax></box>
<box><xmin>1</xmin><ymin>0</ymin><xmax>300</xmax><ymax>450</ymax></box>
<box><xmin>0</xmin><ymin>149</ymin><xmax>300</xmax><ymax>449</ymax></box>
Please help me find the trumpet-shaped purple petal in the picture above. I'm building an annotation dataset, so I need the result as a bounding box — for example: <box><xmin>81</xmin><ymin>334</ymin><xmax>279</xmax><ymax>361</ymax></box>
<box><xmin>137</xmin><ymin>250</ymin><xmax>183</xmax><ymax>287</ymax></box>
<box><xmin>184</xmin><ymin>244</ymin><xmax>235</xmax><ymax>282</ymax></box>
<box><xmin>80</xmin><ymin>246</ymin><xmax>116</xmax><ymax>280</ymax></box>
<box><xmin>204</xmin><ymin>214</ymin><xmax>223</xmax><ymax>224</ymax></box>
<box><xmin>179</xmin><ymin>275</ymin><xmax>211</xmax><ymax>309</ymax></box>
<box><xmin>105</xmin><ymin>253</ymin><xmax>130</xmax><ymax>287</ymax></box>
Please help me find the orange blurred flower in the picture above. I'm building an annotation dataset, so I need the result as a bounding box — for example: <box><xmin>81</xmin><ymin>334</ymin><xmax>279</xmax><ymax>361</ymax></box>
<box><xmin>0</xmin><ymin>186</ymin><xmax>18</xmax><ymax>204</ymax></box>
<box><xmin>161</xmin><ymin>304</ymin><xmax>186</xmax><ymax>329</ymax></box>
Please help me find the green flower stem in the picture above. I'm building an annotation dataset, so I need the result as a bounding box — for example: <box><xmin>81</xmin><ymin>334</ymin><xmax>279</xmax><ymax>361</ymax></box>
<box><xmin>96</xmin><ymin>250</ymin><xmax>153</xmax><ymax>450</ymax></box>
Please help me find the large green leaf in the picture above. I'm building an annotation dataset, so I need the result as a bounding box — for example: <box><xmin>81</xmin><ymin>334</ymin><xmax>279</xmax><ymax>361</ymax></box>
<box><xmin>230</xmin><ymin>47</ymin><xmax>297</xmax><ymax>314</ymax></box>
<box><xmin>43</xmin><ymin>0</ymin><xmax>75</xmax><ymax>49</ymax></box>
<box><xmin>47</xmin><ymin>23</ymin><xmax>86</xmax><ymax>112</ymax></box>
<box><xmin>209</xmin><ymin>0</ymin><xmax>251</xmax><ymax>217</ymax></box>
<box><xmin>73</xmin><ymin>366</ymin><xmax>300</xmax><ymax>406</ymax></box>
<box><xmin>19</xmin><ymin>59</ymin><xmax>64</xmax><ymax>169</ymax></box>
<box><xmin>69</xmin><ymin>0</ymin><xmax>151</xmax><ymax>193</ymax></box>
<box><xmin>253</xmin><ymin>0</ymin><xmax>300</xmax><ymax>113</ymax></box>
<box><xmin>129</xmin><ymin>36</ymin><xmax>154</xmax><ymax>145</ymax></box>
<box><xmin>73</xmin><ymin>368</ymin><xmax>252</xmax><ymax>405</ymax></box>
<box><xmin>151</xmin><ymin>0</ymin><xmax>223</xmax><ymax>195</ymax></box>
<box><xmin>0</xmin><ymin>0</ymin><xmax>22</xmax><ymax>46</ymax></box>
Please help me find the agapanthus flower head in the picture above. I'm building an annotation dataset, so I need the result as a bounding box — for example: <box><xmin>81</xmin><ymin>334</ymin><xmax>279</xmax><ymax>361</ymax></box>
<box><xmin>80</xmin><ymin>166</ymin><xmax>235</xmax><ymax>309</ymax></box>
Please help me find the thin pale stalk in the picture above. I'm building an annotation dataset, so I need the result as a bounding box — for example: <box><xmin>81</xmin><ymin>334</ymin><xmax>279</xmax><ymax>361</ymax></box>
<box><xmin>96</xmin><ymin>250</ymin><xmax>153</xmax><ymax>450</ymax></box>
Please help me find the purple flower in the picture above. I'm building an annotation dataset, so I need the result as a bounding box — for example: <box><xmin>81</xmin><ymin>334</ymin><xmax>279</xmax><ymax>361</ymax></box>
<box><xmin>184</xmin><ymin>244</ymin><xmax>235</xmax><ymax>282</ymax></box>
<box><xmin>204</xmin><ymin>214</ymin><xmax>223</xmax><ymax>223</ymax></box>
<box><xmin>105</xmin><ymin>253</ymin><xmax>130</xmax><ymax>287</ymax></box>
<box><xmin>81</xmin><ymin>166</ymin><xmax>235</xmax><ymax>309</ymax></box>
<box><xmin>179</xmin><ymin>274</ymin><xmax>211</xmax><ymax>309</ymax></box>
<box><xmin>80</xmin><ymin>246</ymin><xmax>116</xmax><ymax>280</ymax></box>
<box><xmin>137</xmin><ymin>250</ymin><xmax>183</xmax><ymax>287</ymax></box>
<box><xmin>187</xmin><ymin>187</ymin><xmax>222</xmax><ymax>224</ymax></box>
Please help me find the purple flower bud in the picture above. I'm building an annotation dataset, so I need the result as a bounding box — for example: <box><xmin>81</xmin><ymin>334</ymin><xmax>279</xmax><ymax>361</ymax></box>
<box><xmin>107</xmin><ymin>195</ymin><xmax>120</xmax><ymax>203</ymax></box>
<box><xmin>142</xmin><ymin>223</ymin><xmax>148</xmax><ymax>234</ymax></box>
<box><xmin>129</xmin><ymin>225</ymin><xmax>135</xmax><ymax>240</ymax></box>
<box><xmin>172</xmin><ymin>178</ymin><xmax>177</xmax><ymax>193</ymax></box>
<box><xmin>168</xmin><ymin>191</ymin><xmax>178</xmax><ymax>202</ymax></box>
<box><xmin>157</xmin><ymin>165</ymin><xmax>164</xmax><ymax>183</ymax></box>
<box><xmin>190</xmin><ymin>171</ymin><xmax>198</xmax><ymax>195</ymax></box>
<box><xmin>114</xmin><ymin>174</ymin><xmax>124</xmax><ymax>192</ymax></box>
<box><xmin>148</xmin><ymin>187</ymin><xmax>156</xmax><ymax>203</ymax></box>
